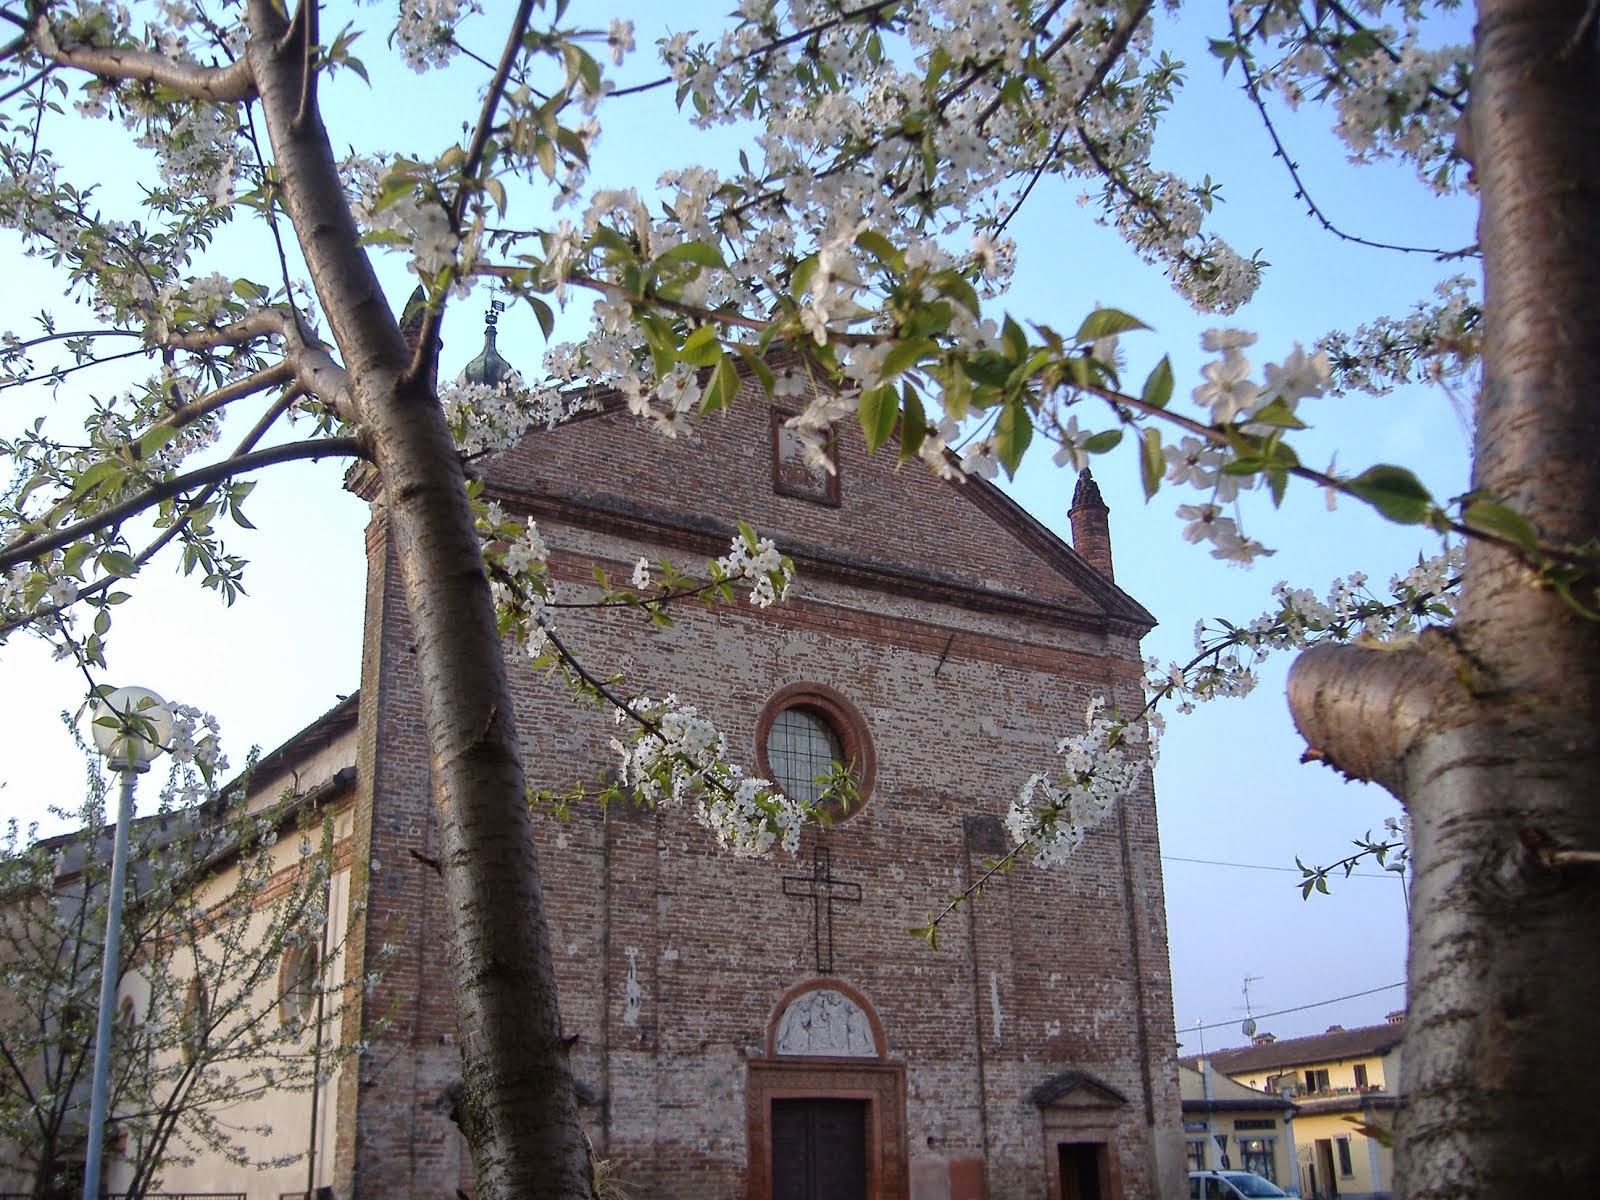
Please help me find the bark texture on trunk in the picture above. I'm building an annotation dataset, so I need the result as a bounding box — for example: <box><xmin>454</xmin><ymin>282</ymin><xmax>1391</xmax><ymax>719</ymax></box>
<box><xmin>1289</xmin><ymin>3</ymin><xmax>1600</xmax><ymax>1197</ymax></box>
<box><xmin>245</xmin><ymin>5</ymin><xmax>588</xmax><ymax>1197</ymax></box>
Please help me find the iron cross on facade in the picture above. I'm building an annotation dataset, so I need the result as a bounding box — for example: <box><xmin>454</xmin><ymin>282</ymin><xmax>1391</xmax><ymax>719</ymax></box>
<box><xmin>782</xmin><ymin>845</ymin><xmax>862</xmax><ymax>974</ymax></box>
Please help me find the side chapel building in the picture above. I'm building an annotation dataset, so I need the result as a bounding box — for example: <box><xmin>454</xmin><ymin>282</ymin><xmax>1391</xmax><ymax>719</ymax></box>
<box><xmin>155</xmin><ymin>343</ymin><xmax>1184</xmax><ymax>1200</ymax></box>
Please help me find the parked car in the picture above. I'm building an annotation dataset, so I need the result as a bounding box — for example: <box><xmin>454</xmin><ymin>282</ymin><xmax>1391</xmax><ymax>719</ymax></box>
<box><xmin>1188</xmin><ymin>1169</ymin><xmax>1292</xmax><ymax>1199</ymax></box>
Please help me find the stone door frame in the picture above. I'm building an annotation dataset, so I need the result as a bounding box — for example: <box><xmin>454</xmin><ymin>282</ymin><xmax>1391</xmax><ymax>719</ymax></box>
<box><xmin>747</xmin><ymin>979</ymin><xmax>908</xmax><ymax>1200</ymax></box>
<box><xmin>746</xmin><ymin>1058</ymin><xmax>908</xmax><ymax>1200</ymax></box>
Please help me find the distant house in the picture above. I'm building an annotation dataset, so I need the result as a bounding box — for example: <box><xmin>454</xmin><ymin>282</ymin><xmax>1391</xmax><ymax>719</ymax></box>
<box><xmin>1177</xmin><ymin>1062</ymin><xmax>1296</xmax><ymax>1186</ymax></box>
<box><xmin>1181</xmin><ymin>1015</ymin><xmax>1405</xmax><ymax>1200</ymax></box>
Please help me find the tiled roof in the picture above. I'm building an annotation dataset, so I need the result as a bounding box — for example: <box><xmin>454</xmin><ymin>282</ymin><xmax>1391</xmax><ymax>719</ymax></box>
<box><xmin>1179</xmin><ymin>1020</ymin><xmax>1405</xmax><ymax>1076</ymax></box>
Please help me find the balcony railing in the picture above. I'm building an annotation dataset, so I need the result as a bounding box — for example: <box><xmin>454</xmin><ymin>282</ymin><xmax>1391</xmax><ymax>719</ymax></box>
<box><xmin>1278</xmin><ymin>1082</ymin><xmax>1389</xmax><ymax>1099</ymax></box>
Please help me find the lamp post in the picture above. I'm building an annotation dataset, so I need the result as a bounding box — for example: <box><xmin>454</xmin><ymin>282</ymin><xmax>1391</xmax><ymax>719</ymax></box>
<box><xmin>83</xmin><ymin>686</ymin><xmax>172</xmax><ymax>1200</ymax></box>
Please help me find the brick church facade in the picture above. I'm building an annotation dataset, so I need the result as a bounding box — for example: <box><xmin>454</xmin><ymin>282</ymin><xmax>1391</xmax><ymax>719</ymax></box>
<box><xmin>166</xmin><ymin>359</ymin><xmax>1183</xmax><ymax>1198</ymax></box>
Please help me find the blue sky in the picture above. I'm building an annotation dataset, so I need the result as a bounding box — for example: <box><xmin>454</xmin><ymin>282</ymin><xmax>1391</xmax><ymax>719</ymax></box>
<box><xmin>0</xmin><ymin>2</ymin><xmax>1476</xmax><ymax>1051</ymax></box>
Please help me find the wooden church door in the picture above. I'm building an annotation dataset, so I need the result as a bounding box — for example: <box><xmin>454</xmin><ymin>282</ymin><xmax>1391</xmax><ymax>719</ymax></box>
<box><xmin>771</xmin><ymin>1098</ymin><xmax>869</xmax><ymax>1200</ymax></box>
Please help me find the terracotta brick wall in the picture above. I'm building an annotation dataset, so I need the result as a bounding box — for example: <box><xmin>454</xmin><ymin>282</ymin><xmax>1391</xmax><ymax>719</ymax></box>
<box><xmin>337</xmin><ymin>389</ymin><xmax>1180</xmax><ymax>1199</ymax></box>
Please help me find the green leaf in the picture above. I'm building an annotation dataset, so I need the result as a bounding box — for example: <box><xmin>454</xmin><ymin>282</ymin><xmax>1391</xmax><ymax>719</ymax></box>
<box><xmin>700</xmin><ymin>356</ymin><xmax>741</xmax><ymax>416</ymax></box>
<box><xmin>62</xmin><ymin>541</ymin><xmax>92</xmax><ymax>577</ymax></box>
<box><xmin>790</xmin><ymin>254</ymin><xmax>819</xmax><ymax>298</ymax></box>
<box><xmin>859</xmin><ymin>384</ymin><xmax>898</xmax><ymax>454</ymax></box>
<box><xmin>483</xmin><ymin>176</ymin><xmax>508</xmax><ymax>216</ymax></box>
<box><xmin>898</xmin><ymin>383</ymin><xmax>927</xmax><ymax>463</ymax></box>
<box><xmin>733</xmin><ymin>345</ymin><xmax>775</xmax><ymax>398</ymax></box>
<box><xmin>1083</xmin><ymin>429</ymin><xmax>1123</xmax><ymax>454</ymax></box>
<box><xmin>962</xmin><ymin>351</ymin><xmax>1011</xmax><ymax>389</ymax></box>
<box><xmin>1140</xmin><ymin>356</ymin><xmax>1174</xmax><ymax>410</ymax></box>
<box><xmin>97</xmin><ymin>549</ymin><xmax>136</xmax><ymax>578</ymax></box>
<box><xmin>941</xmin><ymin>363</ymin><xmax>972</xmax><ymax>421</ymax></box>
<box><xmin>678</xmin><ymin>324</ymin><xmax>722</xmax><ymax>368</ymax></box>
<box><xmin>1462</xmin><ymin>500</ymin><xmax>1540</xmax><ymax>553</ymax></box>
<box><xmin>930</xmin><ymin>268</ymin><xmax>980</xmax><ymax>317</ymax></box>
<box><xmin>879</xmin><ymin>338</ymin><xmax>935</xmax><ymax>381</ymax></box>
<box><xmin>357</xmin><ymin>228</ymin><xmax>411</xmax><ymax>248</ymax></box>
<box><xmin>1260</xmin><ymin>466</ymin><xmax>1286</xmax><ymax>506</ymax></box>
<box><xmin>638</xmin><ymin>312</ymin><xmax>676</xmax><ymax>379</ymax></box>
<box><xmin>528</xmin><ymin>296</ymin><xmax>555</xmax><ymax>340</ymax></box>
<box><xmin>855</xmin><ymin>229</ymin><xmax>901</xmax><ymax>269</ymax></box>
<box><xmin>660</xmin><ymin>241</ymin><xmax>726</xmax><ymax>269</ymax></box>
<box><xmin>137</xmin><ymin>423</ymin><xmax>180</xmax><ymax>460</ymax></box>
<box><xmin>1246</xmin><ymin>399</ymin><xmax>1307</xmax><ymax>429</ymax></box>
<box><xmin>1001</xmin><ymin>316</ymin><xmax>1028</xmax><ymax>362</ymax></box>
<box><xmin>69</xmin><ymin>459</ymin><xmax>124</xmax><ymax>502</ymax></box>
<box><xmin>993</xmin><ymin>400</ymin><xmax>1032</xmax><ymax>478</ymax></box>
<box><xmin>1140</xmin><ymin>428</ymin><xmax>1164</xmax><ymax>499</ymax></box>
<box><xmin>1074</xmin><ymin>307</ymin><xmax>1149</xmax><ymax>342</ymax></box>
<box><xmin>1346</xmin><ymin>465</ymin><xmax>1434</xmax><ymax>526</ymax></box>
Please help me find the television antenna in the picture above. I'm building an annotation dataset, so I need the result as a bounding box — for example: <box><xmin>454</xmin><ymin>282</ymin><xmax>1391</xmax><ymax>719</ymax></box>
<box><xmin>1241</xmin><ymin>974</ymin><xmax>1263</xmax><ymax>1038</ymax></box>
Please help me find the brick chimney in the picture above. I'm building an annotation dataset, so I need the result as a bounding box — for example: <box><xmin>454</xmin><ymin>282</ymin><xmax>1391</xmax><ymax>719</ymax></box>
<box><xmin>1252</xmin><ymin>1032</ymin><xmax>1276</xmax><ymax>1046</ymax></box>
<box><xmin>1069</xmin><ymin>468</ymin><xmax>1113</xmax><ymax>580</ymax></box>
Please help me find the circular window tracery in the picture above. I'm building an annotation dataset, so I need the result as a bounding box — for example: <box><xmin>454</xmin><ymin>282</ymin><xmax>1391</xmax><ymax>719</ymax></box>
<box><xmin>766</xmin><ymin>708</ymin><xmax>844</xmax><ymax>806</ymax></box>
<box><xmin>756</xmin><ymin>684</ymin><xmax>875</xmax><ymax>821</ymax></box>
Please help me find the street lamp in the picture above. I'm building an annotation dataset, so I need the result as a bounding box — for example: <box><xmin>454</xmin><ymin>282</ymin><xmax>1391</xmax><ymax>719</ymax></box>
<box><xmin>83</xmin><ymin>686</ymin><xmax>172</xmax><ymax>1200</ymax></box>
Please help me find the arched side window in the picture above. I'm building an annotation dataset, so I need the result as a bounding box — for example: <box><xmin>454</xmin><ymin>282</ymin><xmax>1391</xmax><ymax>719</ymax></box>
<box><xmin>279</xmin><ymin>941</ymin><xmax>320</xmax><ymax>1032</ymax></box>
<box><xmin>181</xmin><ymin>976</ymin><xmax>209</xmax><ymax>1062</ymax></box>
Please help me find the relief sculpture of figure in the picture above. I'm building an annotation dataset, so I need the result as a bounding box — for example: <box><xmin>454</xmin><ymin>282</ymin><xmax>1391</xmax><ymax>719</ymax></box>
<box><xmin>775</xmin><ymin>989</ymin><xmax>876</xmax><ymax>1057</ymax></box>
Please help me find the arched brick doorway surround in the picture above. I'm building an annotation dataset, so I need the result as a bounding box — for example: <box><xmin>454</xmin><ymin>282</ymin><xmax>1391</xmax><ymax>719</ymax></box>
<box><xmin>746</xmin><ymin>978</ymin><xmax>908</xmax><ymax>1200</ymax></box>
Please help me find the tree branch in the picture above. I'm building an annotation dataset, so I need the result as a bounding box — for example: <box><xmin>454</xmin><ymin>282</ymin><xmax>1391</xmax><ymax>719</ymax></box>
<box><xmin>0</xmin><ymin>346</ymin><xmax>150</xmax><ymax>393</ymax></box>
<box><xmin>163</xmin><ymin>361</ymin><xmax>295</xmax><ymax>429</ymax></box>
<box><xmin>607</xmin><ymin>0</ymin><xmax>908</xmax><ymax>99</ymax></box>
<box><xmin>1286</xmin><ymin>633</ymin><xmax>1468</xmax><ymax>797</ymax></box>
<box><xmin>245</xmin><ymin>0</ymin><xmax>410</xmax><ymax>403</ymax></box>
<box><xmin>1231</xmin><ymin>9</ymin><xmax>1474</xmax><ymax>258</ymax></box>
<box><xmin>162</xmin><ymin>309</ymin><xmax>294</xmax><ymax>353</ymax></box>
<box><xmin>409</xmin><ymin>0</ymin><xmax>540</xmax><ymax>385</ymax></box>
<box><xmin>0</xmin><ymin>436</ymin><xmax>363</xmax><ymax>571</ymax></box>
<box><xmin>28</xmin><ymin>13</ymin><xmax>257</xmax><ymax>101</ymax></box>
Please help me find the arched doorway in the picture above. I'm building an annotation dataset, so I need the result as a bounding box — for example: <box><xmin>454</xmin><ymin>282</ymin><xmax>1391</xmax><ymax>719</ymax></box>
<box><xmin>746</xmin><ymin>980</ymin><xmax>908</xmax><ymax>1200</ymax></box>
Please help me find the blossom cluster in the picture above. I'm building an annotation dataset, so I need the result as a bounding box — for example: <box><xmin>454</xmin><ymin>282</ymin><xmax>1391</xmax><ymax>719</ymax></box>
<box><xmin>712</xmin><ymin>527</ymin><xmax>794</xmax><ymax>608</ymax></box>
<box><xmin>477</xmin><ymin>501</ymin><xmax>555</xmax><ymax>660</ymax></box>
<box><xmin>1005</xmin><ymin>698</ymin><xmax>1150</xmax><ymax>868</ymax></box>
<box><xmin>1194</xmin><ymin>329</ymin><xmax>1332</xmax><ymax>424</ymax></box>
<box><xmin>1076</xmin><ymin>328</ymin><xmax>1330</xmax><ymax>566</ymax></box>
<box><xmin>655</xmin><ymin>0</ymin><xmax>1253</xmax><ymax>311</ymax></box>
<box><xmin>610</xmin><ymin>694</ymin><xmax>808</xmax><ymax>857</ymax></box>
<box><xmin>1144</xmin><ymin>544</ymin><xmax>1466</xmax><ymax>714</ymax></box>
<box><xmin>395</xmin><ymin>0</ymin><xmax>482</xmax><ymax>72</ymax></box>
<box><xmin>440</xmin><ymin>374</ymin><xmax>591</xmax><ymax>456</ymax></box>
<box><xmin>1318</xmin><ymin>275</ymin><xmax>1481</xmax><ymax>396</ymax></box>
<box><xmin>1239</xmin><ymin>0</ymin><xmax>1471</xmax><ymax>193</ymax></box>
<box><xmin>352</xmin><ymin>188</ymin><xmax>475</xmax><ymax>287</ymax></box>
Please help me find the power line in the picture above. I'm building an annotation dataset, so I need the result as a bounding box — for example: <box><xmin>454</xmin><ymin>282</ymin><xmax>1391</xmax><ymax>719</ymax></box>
<box><xmin>1164</xmin><ymin>854</ymin><xmax>1404</xmax><ymax>881</ymax></box>
<box><xmin>1186</xmin><ymin>981</ymin><xmax>1406</xmax><ymax>1036</ymax></box>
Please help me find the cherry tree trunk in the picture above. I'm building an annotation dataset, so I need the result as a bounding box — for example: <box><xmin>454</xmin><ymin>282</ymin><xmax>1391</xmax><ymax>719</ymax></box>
<box><xmin>1289</xmin><ymin>2</ymin><xmax>1600</xmax><ymax>1196</ymax></box>
<box><xmin>245</xmin><ymin>4</ymin><xmax>589</xmax><ymax>1197</ymax></box>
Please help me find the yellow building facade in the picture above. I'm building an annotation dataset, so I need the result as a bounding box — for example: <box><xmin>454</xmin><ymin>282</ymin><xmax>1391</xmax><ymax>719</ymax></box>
<box><xmin>1181</xmin><ymin>1017</ymin><xmax>1404</xmax><ymax>1200</ymax></box>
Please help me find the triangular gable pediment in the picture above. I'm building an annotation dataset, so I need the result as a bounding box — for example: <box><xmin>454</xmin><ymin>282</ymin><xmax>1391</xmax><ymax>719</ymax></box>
<box><xmin>481</xmin><ymin>362</ymin><xmax>1152</xmax><ymax>632</ymax></box>
<box><xmin>1028</xmin><ymin>1070</ymin><xmax>1130</xmax><ymax>1110</ymax></box>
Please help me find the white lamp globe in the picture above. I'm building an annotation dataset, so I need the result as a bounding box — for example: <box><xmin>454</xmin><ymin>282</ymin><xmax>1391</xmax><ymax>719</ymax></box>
<box><xmin>89</xmin><ymin>686</ymin><xmax>174</xmax><ymax>771</ymax></box>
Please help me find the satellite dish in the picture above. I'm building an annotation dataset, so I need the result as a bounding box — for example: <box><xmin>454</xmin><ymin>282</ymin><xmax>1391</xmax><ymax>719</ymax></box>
<box><xmin>1242</xmin><ymin>1017</ymin><xmax>1258</xmax><ymax>1038</ymax></box>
